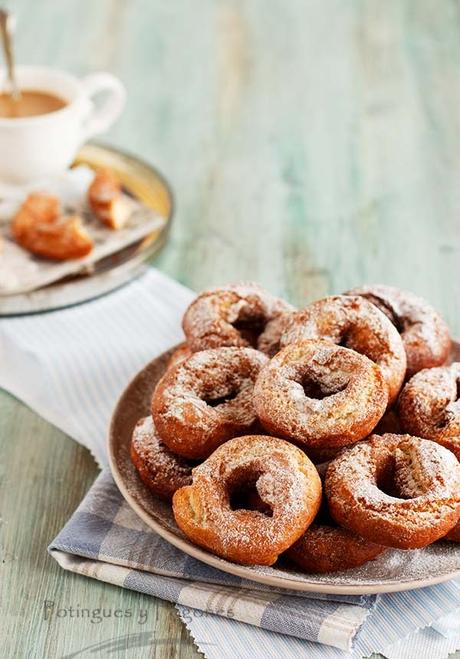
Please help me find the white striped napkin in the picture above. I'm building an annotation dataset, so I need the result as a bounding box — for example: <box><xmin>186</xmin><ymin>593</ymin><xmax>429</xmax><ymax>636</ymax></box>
<box><xmin>0</xmin><ymin>267</ymin><xmax>458</xmax><ymax>658</ymax></box>
<box><xmin>0</xmin><ymin>268</ymin><xmax>192</xmax><ymax>466</ymax></box>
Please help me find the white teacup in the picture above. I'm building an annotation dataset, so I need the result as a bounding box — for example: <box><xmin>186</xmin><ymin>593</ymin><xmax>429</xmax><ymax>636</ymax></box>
<box><xmin>0</xmin><ymin>66</ymin><xmax>126</xmax><ymax>184</ymax></box>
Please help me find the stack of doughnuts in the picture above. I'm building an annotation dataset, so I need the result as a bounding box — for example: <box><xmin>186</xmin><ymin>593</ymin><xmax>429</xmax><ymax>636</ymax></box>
<box><xmin>130</xmin><ymin>282</ymin><xmax>460</xmax><ymax>572</ymax></box>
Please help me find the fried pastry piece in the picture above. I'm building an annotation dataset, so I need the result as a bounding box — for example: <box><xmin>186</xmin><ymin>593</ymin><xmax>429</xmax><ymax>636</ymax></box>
<box><xmin>11</xmin><ymin>193</ymin><xmax>93</xmax><ymax>261</ymax></box>
<box><xmin>325</xmin><ymin>434</ymin><xmax>460</xmax><ymax>549</ymax></box>
<box><xmin>12</xmin><ymin>192</ymin><xmax>60</xmax><ymax>239</ymax></box>
<box><xmin>88</xmin><ymin>168</ymin><xmax>131</xmax><ymax>230</ymax></box>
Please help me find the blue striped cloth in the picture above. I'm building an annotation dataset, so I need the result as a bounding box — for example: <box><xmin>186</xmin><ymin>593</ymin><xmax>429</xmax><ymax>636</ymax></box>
<box><xmin>0</xmin><ymin>268</ymin><xmax>459</xmax><ymax>657</ymax></box>
<box><xmin>178</xmin><ymin>594</ymin><xmax>460</xmax><ymax>659</ymax></box>
<box><xmin>47</xmin><ymin>468</ymin><xmax>460</xmax><ymax>656</ymax></box>
<box><xmin>49</xmin><ymin>469</ymin><xmax>377</xmax><ymax>651</ymax></box>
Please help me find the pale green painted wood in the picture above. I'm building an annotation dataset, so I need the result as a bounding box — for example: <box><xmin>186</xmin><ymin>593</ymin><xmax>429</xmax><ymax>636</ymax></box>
<box><xmin>1</xmin><ymin>0</ymin><xmax>460</xmax><ymax>657</ymax></box>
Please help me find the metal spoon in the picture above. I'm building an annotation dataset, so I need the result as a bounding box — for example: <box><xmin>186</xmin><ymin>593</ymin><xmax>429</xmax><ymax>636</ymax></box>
<box><xmin>0</xmin><ymin>9</ymin><xmax>20</xmax><ymax>101</ymax></box>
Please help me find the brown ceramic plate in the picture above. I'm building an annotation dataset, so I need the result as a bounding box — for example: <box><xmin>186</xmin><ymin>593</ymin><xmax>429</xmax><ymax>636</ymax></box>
<box><xmin>108</xmin><ymin>344</ymin><xmax>460</xmax><ymax>594</ymax></box>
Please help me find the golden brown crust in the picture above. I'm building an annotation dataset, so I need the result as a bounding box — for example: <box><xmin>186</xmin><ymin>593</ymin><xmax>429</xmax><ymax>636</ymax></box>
<box><xmin>11</xmin><ymin>193</ymin><xmax>93</xmax><ymax>260</ymax></box>
<box><xmin>280</xmin><ymin>295</ymin><xmax>406</xmax><ymax>404</ymax></box>
<box><xmin>130</xmin><ymin>416</ymin><xmax>194</xmax><ymax>500</ymax></box>
<box><xmin>346</xmin><ymin>285</ymin><xmax>451</xmax><ymax>377</ymax></box>
<box><xmin>254</xmin><ymin>339</ymin><xmax>388</xmax><ymax>450</ymax></box>
<box><xmin>88</xmin><ymin>168</ymin><xmax>131</xmax><ymax>230</ymax></box>
<box><xmin>152</xmin><ymin>347</ymin><xmax>268</xmax><ymax>459</ymax></box>
<box><xmin>325</xmin><ymin>434</ymin><xmax>460</xmax><ymax>549</ymax></box>
<box><xmin>182</xmin><ymin>283</ymin><xmax>295</xmax><ymax>354</ymax></box>
<box><xmin>445</xmin><ymin>521</ymin><xmax>460</xmax><ymax>542</ymax></box>
<box><xmin>13</xmin><ymin>192</ymin><xmax>60</xmax><ymax>232</ymax></box>
<box><xmin>172</xmin><ymin>435</ymin><xmax>322</xmax><ymax>565</ymax></box>
<box><xmin>286</xmin><ymin>523</ymin><xmax>386</xmax><ymax>573</ymax></box>
<box><xmin>167</xmin><ymin>343</ymin><xmax>193</xmax><ymax>371</ymax></box>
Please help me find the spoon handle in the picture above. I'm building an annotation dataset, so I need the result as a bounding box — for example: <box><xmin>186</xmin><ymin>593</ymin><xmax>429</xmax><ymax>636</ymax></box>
<box><xmin>0</xmin><ymin>9</ymin><xmax>20</xmax><ymax>100</ymax></box>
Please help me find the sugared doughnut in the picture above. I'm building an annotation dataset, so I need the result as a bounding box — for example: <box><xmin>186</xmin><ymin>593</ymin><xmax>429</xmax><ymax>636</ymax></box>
<box><xmin>172</xmin><ymin>435</ymin><xmax>322</xmax><ymax>565</ymax></box>
<box><xmin>325</xmin><ymin>434</ymin><xmax>460</xmax><ymax>549</ymax></box>
<box><xmin>130</xmin><ymin>416</ymin><xmax>194</xmax><ymax>500</ymax></box>
<box><xmin>398</xmin><ymin>364</ymin><xmax>460</xmax><ymax>544</ymax></box>
<box><xmin>286</xmin><ymin>523</ymin><xmax>386</xmax><ymax>573</ymax></box>
<box><xmin>387</xmin><ymin>427</ymin><xmax>460</xmax><ymax>544</ymax></box>
<box><xmin>346</xmin><ymin>285</ymin><xmax>451</xmax><ymax>377</ymax></box>
<box><xmin>280</xmin><ymin>295</ymin><xmax>406</xmax><ymax>404</ymax></box>
<box><xmin>254</xmin><ymin>339</ymin><xmax>388</xmax><ymax>450</ymax></box>
<box><xmin>285</xmin><ymin>488</ymin><xmax>386</xmax><ymax>573</ymax></box>
<box><xmin>398</xmin><ymin>363</ymin><xmax>460</xmax><ymax>460</ymax></box>
<box><xmin>152</xmin><ymin>347</ymin><xmax>268</xmax><ymax>459</ymax></box>
<box><xmin>182</xmin><ymin>283</ymin><xmax>294</xmax><ymax>354</ymax></box>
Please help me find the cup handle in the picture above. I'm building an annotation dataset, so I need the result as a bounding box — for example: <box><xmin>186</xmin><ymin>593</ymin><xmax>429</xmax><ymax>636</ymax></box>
<box><xmin>79</xmin><ymin>72</ymin><xmax>126</xmax><ymax>140</ymax></box>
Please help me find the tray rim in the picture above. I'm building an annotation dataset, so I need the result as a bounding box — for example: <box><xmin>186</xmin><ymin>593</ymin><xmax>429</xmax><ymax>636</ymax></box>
<box><xmin>108</xmin><ymin>345</ymin><xmax>460</xmax><ymax>595</ymax></box>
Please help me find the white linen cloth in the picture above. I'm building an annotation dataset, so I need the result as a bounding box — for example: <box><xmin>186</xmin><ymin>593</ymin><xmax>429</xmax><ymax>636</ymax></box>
<box><xmin>0</xmin><ymin>267</ymin><xmax>458</xmax><ymax>658</ymax></box>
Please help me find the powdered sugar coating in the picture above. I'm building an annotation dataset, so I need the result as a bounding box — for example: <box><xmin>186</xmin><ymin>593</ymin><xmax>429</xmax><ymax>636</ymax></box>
<box><xmin>172</xmin><ymin>435</ymin><xmax>322</xmax><ymax>565</ymax></box>
<box><xmin>346</xmin><ymin>284</ymin><xmax>451</xmax><ymax>377</ymax></box>
<box><xmin>152</xmin><ymin>347</ymin><xmax>268</xmax><ymax>459</ymax></box>
<box><xmin>280</xmin><ymin>295</ymin><xmax>406</xmax><ymax>404</ymax></box>
<box><xmin>254</xmin><ymin>339</ymin><xmax>388</xmax><ymax>449</ymax></box>
<box><xmin>326</xmin><ymin>434</ymin><xmax>460</xmax><ymax>549</ymax></box>
<box><xmin>398</xmin><ymin>363</ymin><xmax>460</xmax><ymax>460</ymax></box>
<box><xmin>392</xmin><ymin>426</ymin><xmax>460</xmax><ymax>544</ymax></box>
<box><xmin>182</xmin><ymin>282</ymin><xmax>295</xmax><ymax>354</ymax></box>
<box><xmin>114</xmin><ymin>340</ymin><xmax>460</xmax><ymax>587</ymax></box>
<box><xmin>130</xmin><ymin>416</ymin><xmax>194</xmax><ymax>500</ymax></box>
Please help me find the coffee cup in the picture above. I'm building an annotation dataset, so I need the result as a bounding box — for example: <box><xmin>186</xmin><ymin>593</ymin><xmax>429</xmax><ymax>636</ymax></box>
<box><xmin>0</xmin><ymin>65</ymin><xmax>126</xmax><ymax>184</ymax></box>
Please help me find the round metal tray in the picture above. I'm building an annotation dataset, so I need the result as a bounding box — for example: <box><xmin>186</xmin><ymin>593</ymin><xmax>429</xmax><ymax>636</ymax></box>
<box><xmin>0</xmin><ymin>142</ymin><xmax>173</xmax><ymax>316</ymax></box>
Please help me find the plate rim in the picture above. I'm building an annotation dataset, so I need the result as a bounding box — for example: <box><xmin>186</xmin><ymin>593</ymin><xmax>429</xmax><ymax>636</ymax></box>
<box><xmin>108</xmin><ymin>345</ymin><xmax>460</xmax><ymax>595</ymax></box>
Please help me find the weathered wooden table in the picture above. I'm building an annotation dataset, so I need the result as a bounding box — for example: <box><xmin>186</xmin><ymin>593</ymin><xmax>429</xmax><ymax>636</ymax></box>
<box><xmin>1</xmin><ymin>1</ymin><xmax>459</xmax><ymax>657</ymax></box>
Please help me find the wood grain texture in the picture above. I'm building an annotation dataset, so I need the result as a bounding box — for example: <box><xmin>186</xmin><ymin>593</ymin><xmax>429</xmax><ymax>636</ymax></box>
<box><xmin>1</xmin><ymin>0</ymin><xmax>459</xmax><ymax>656</ymax></box>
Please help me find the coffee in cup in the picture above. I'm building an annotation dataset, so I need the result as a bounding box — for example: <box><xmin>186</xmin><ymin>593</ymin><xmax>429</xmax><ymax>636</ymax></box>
<box><xmin>0</xmin><ymin>89</ymin><xmax>67</xmax><ymax>118</ymax></box>
<box><xmin>0</xmin><ymin>66</ymin><xmax>126</xmax><ymax>184</ymax></box>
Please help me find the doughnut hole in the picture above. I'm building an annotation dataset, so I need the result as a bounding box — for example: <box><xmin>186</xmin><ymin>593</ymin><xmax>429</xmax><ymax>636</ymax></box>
<box><xmin>301</xmin><ymin>373</ymin><xmax>349</xmax><ymax>400</ymax></box>
<box><xmin>231</xmin><ymin>317</ymin><xmax>265</xmax><ymax>348</ymax></box>
<box><xmin>227</xmin><ymin>468</ymin><xmax>274</xmax><ymax>517</ymax></box>
<box><xmin>203</xmin><ymin>387</ymin><xmax>239</xmax><ymax>408</ymax></box>
<box><xmin>254</xmin><ymin>340</ymin><xmax>388</xmax><ymax>450</ymax></box>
